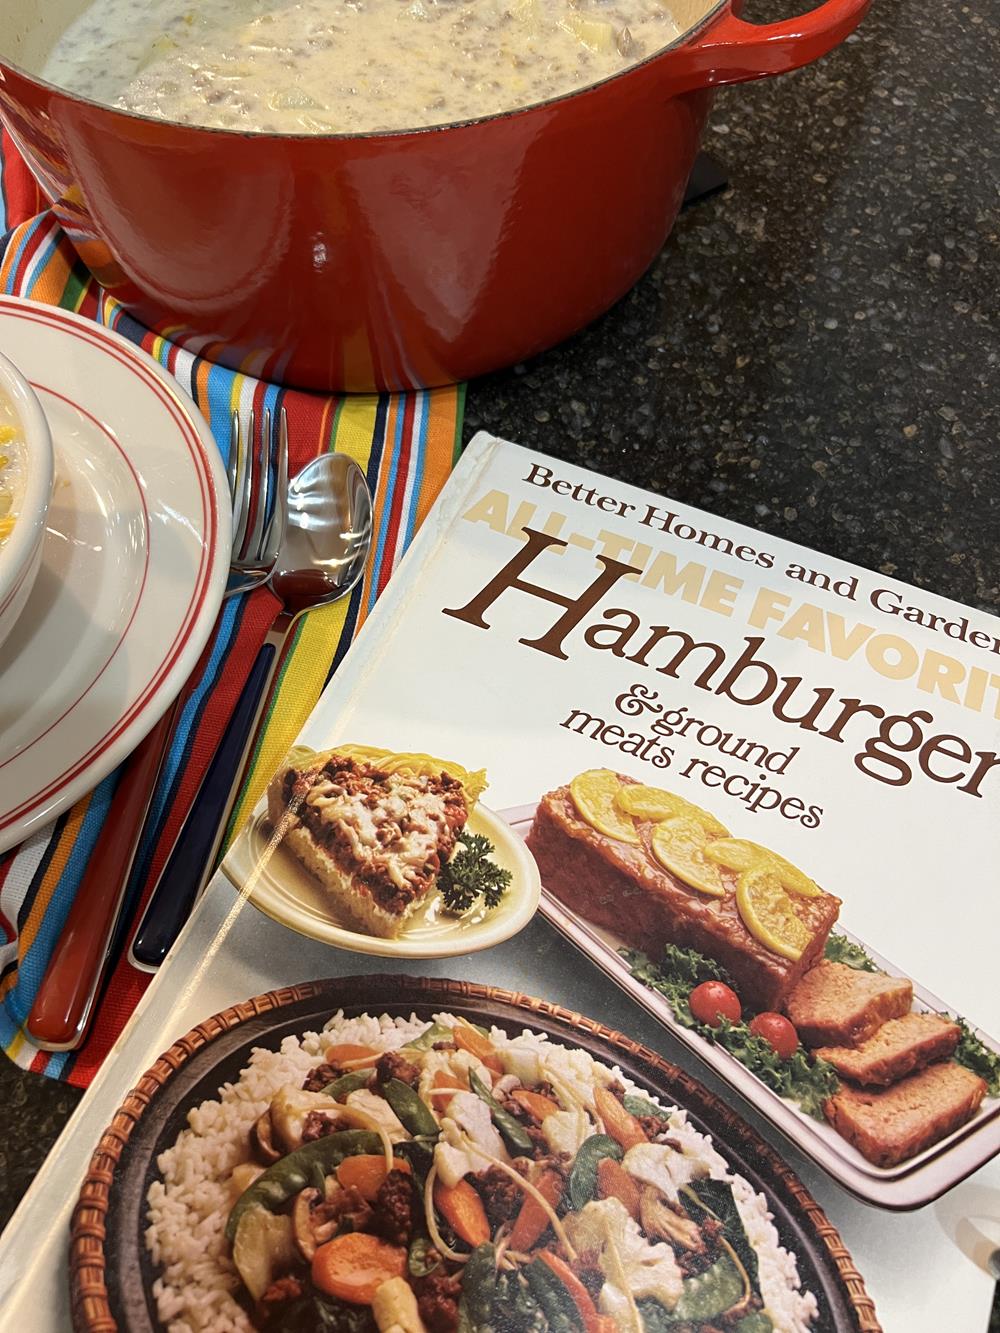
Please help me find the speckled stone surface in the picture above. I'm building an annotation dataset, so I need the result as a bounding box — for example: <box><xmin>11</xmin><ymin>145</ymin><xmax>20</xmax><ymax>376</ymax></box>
<box><xmin>1</xmin><ymin>0</ymin><xmax>999</xmax><ymax>1321</ymax></box>
<box><xmin>466</xmin><ymin>0</ymin><xmax>1000</xmax><ymax>611</ymax></box>
<box><xmin>0</xmin><ymin>1056</ymin><xmax>81</xmax><ymax>1228</ymax></box>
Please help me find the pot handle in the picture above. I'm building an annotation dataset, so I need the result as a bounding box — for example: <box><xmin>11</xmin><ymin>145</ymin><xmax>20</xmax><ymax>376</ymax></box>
<box><xmin>671</xmin><ymin>0</ymin><xmax>870</xmax><ymax>94</ymax></box>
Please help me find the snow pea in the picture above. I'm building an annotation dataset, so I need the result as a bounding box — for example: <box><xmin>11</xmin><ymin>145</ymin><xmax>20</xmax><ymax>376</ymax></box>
<box><xmin>403</xmin><ymin>1021</ymin><xmax>454</xmax><ymax>1053</ymax></box>
<box><xmin>673</xmin><ymin>1253</ymin><xmax>747</xmax><ymax>1320</ymax></box>
<box><xmin>567</xmin><ymin>1133</ymin><xmax>622</xmax><ymax>1210</ymax></box>
<box><xmin>225</xmin><ymin>1129</ymin><xmax>381</xmax><ymax>1241</ymax></box>
<box><xmin>402</xmin><ymin>1019</ymin><xmax>489</xmax><ymax>1053</ymax></box>
<box><xmin>622</xmin><ymin>1093</ymin><xmax>671</xmax><ymax>1122</ymax></box>
<box><xmin>457</xmin><ymin>1243</ymin><xmax>498</xmax><ymax>1332</ymax></box>
<box><xmin>734</xmin><ymin>1314</ymin><xmax>773</xmax><ymax>1332</ymax></box>
<box><xmin>468</xmin><ymin>1069</ymin><xmax>534</xmax><ymax>1156</ymax></box>
<box><xmin>524</xmin><ymin>1259</ymin><xmax>580</xmax><ymax>1333</ymax></box>
<box><xmin>393</xmin><ymin>1138</ymin><xmax>435</xmax><ymax>1185</ymax></box>
<box><xmin>682</xmin><ymin>1179</ymin><xmax>760</xmax><ymax>1290</ymax></box>
<box><xmin>408</xmin><ymin>1235</ymin><xmax>442</xmax><ymax>1278</ymax></box>
<box><xmin>382</xmin><ymin>1078</ymin><xmax>440</xmax><ymax>1138</ymax></box>
<box><xmin>638</xmin><ymin>1251</ymin><xmax>747</xmax><ymax>1326</ymax></box>
<box><xmin>319</xmin><ymin>1069</ymin><xmax>371</xmax><ymax>1099</ymax></box>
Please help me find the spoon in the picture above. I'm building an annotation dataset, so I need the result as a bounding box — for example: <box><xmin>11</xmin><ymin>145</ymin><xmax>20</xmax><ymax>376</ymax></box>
<box><xmin>130</xmin><ymin>453</ymin><xmax>373</xmax><ymax>969</ymax></box>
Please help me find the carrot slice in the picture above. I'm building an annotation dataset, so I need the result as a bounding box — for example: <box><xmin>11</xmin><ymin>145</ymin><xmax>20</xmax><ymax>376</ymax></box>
<box><xmin>596</xmin><ymin>1157</ymin><xmax>641</xmax><ymax>1220</ymax></box>
<box><xmin>508</xmin><ymin>1089</ymin><xmax>560</xmax><ymax>1122</ymax></box>
<box><xmin>453</xmin><ymin>1023</ymin><xmax>503</xmax><ymax>1076</ymax></box>
<box><xmin>432</xmin><ymin>1177</ymin><xmax>491</xmax><ymax>1248</ymax></box>
<box><xmin>311</xmin><ymin>1233</ymin><xmax>407</xmax><ymax>1304</ymax></box>
<box><xmin>336</xmin><ymin>1154</ymin><xmax>411</xmax><ymax>1203</ymax></box>
<box><xmin>324</xmin><ymin>1043</ymin><xmax>379</xmax><ymax>1068</ymax></box>
<box><xmin>538</xmin><ymin>1250</ymin><xmax>602</xmax><ymax>1332</ymax></box>
<box><xmin>430</xmin><ymin>1068</ymin><xmax>467</xmax><ymax>1110</ymax></box>
<box><xmin>594</xmin><ymin>1086</ymin><xmax>648</xmax><ymax>1151</ymax></box>
<box><xmin>508</xmin><ymin>1167</ymin><xmax>563</xmax><ymax>1252</ymax></box>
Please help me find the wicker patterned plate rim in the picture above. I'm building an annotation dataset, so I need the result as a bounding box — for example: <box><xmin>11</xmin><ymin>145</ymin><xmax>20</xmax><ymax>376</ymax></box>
<box><xmin>70</xmin><ymin>975</ymin><xmax>882</xmax><ymax>1333</ymax></box>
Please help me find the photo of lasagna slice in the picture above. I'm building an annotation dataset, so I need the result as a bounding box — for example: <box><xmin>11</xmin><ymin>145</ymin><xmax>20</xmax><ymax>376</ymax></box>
<box><xmin>267</xmin><ymin>749</ymin><xmax>471</xmax><ymax>938</ymax></box>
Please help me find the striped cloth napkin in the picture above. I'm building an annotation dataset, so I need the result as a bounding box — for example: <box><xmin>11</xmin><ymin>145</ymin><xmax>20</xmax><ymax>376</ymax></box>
<box><xmin>0</xmin><ymin>128</ymin><xmax>464</xmax><ymax>1085</ymax></box>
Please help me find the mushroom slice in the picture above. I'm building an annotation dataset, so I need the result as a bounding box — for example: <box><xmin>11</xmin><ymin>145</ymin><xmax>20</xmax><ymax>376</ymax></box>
<box><xmin>292</xmin><ymin>1187</ymin><xmax>321</xmax><ymax>1261</ymax></box>
<box><xmin>253</xmin><ymin>1110</ymin><xmax>281</xmax><ymax>1164</ymax></box>
<box><xmin>639</xmin><ymin>1187</ymin><xmax>704</xmax><ymax>1253</ymax></box>
<box><xmin>293</xmin><ymin>1184</ymin><xmax>363</xmax><ymax>1260</ymax></box>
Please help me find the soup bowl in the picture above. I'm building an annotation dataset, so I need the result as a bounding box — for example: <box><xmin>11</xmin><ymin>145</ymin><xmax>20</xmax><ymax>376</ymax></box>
<box><xmin>0</xmin><ymin>0</ymin><xmax>867</xmax><ymax>391</ymax></box>
<box><xmin>0</xmin><ymin>350</ymin><xmax>54</xmax><ymax>653</ymax></box>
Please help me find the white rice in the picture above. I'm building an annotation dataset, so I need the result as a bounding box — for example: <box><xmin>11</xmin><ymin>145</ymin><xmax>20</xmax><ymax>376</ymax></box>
<box><xmin>144</xmin><ymin>1011</ymin><xmax>818</xmax><ymax>1333</ymax></box>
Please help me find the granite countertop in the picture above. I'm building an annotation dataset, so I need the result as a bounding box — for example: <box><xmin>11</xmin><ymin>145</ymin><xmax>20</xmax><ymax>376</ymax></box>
<box><xmin>2</xmin><ymin>0</ymin><xmax>998</xmax><ymax>1319</ymax></box>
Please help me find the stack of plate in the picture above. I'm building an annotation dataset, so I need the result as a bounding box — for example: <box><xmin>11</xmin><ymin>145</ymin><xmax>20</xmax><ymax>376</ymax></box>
<box><xmin>0</xmin><ymin>297</ymin><xmax>230</xmax><ymax>854</ymax></box>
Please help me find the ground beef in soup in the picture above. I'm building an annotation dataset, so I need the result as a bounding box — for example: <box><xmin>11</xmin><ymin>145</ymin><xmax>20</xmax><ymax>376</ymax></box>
<box><xmin>40</xmin><ymin>0</ymin><xmax>683</xmax><ymax>135</ymax></box>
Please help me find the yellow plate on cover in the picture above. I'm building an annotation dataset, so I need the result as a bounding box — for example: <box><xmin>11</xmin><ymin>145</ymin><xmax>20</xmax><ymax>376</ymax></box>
<box><xmin>221</xmin><ymin>800</ymin><xmax>540</xmax><ymax>957</ymax></box>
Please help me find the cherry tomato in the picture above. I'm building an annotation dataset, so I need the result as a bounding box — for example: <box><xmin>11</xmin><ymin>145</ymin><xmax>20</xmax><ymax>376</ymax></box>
<box><xmin>749</xmin><ymin>1012</ymin><xmax>799</xmax><ymax>1060</ymax></box>
<box><xmin>689</xmin><ymin>981</ymin><xmax>742</xmax><ymax>1028</ymax></box>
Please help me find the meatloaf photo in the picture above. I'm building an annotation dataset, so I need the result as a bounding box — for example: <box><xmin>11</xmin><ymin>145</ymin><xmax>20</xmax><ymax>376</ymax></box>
<box><xmin>784</xmin><ymin>961</ymin><xmax>913</xmax><ymax>1048</ymax></box>
<box><xmin>527</xmin><ymin>780</ymin><xmax>840</xmax><ymax>1010</ymax></box>
<box><xmin>824</xmin><ymin>1062</ymin><xmax>987</xmax><ymax>1168</ymax></box>
<box><xmin>813</xmin><ymin>1011</ymin><xmax>961</xmax><ymax>1087</ymax></box>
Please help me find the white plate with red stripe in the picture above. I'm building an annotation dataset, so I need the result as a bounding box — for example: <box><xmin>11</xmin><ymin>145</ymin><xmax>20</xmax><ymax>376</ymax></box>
<box><xmin>0</xmin><ymin>297</ymin><xmax>230</xmax><ymax>853</ymax></box>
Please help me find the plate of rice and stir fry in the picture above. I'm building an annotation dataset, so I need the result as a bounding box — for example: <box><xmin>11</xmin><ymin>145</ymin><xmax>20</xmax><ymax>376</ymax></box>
<box><xmin>70</xmin><ymin>979</ymin><xmax>880</xmax><ymax>1333</ymax></box>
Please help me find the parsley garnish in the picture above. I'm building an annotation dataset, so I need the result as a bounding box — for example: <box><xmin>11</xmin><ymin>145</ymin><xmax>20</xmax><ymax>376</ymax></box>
<box><xmin>622</xmin><ymin>944</ymin><xmax>841</xmax><ymax>1119</ymax></box>
<box><xmin>954</xmin><ymin>1018</ymin><xmax>1000</xmax><ymax>1097</ymax></box>
<box><xmin>439</xmin><ymin>831</ymin><xmax>512</xmax><ymax>915</ymax></box>
<box><xmin>824</xmin><ymin>932</ymin><xmax>878</xmax><ymax>972</ymax></box>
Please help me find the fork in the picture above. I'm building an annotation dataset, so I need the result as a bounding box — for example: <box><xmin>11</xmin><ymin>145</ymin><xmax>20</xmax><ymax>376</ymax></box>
<box><xmin>24</xmin><ymin>409</ymin><xmax>287</xmax><ymax>1051</ymax></box>
<box><xmin>227</xmin><ymin>407</ymin><xmax>288</xmax><ymax>595</ymax></box>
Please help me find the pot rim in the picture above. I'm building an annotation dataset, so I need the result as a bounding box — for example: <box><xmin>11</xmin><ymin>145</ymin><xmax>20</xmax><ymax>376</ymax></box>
<box><xmin>0</xmin><ymin>0</ymin><xmax>727</xmax><ymax>144</ymax></box>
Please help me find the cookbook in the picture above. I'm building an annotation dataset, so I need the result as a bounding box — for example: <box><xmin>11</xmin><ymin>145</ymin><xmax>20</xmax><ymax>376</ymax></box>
<box><xmin>10</xmin><ymin>432</ymin><xmax>1000</xmax><ymax>1333</ymax></box>
<box><xmin>223</xmin><ymin>429</ymin><xmax>1000</xmax><ymax>1200</ymax></box>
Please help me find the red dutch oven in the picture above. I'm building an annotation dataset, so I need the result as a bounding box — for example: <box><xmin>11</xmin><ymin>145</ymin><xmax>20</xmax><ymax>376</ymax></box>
<box><xmin>0</xmin><ymin>0</ymin><xmax>867</xmax><ymax>392</ymax></box>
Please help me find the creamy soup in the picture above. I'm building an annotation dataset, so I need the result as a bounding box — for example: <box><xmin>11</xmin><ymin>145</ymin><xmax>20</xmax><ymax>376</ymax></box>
<box><xmin>40</xmin><ymin>0</ymin><xmax>682</xmax><ymax>134</ymax></box>
<box><xmin>0</xmin><ymin>400</ymin><xmax>25</xmax><ymax>548</ymax></box>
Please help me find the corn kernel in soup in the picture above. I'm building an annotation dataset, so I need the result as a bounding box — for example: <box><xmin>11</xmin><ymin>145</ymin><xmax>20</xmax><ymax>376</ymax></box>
<box><xmin>39</xmin><ymin>0</ymin><xmax>682</xmax><ymax>135</ymax></box>
<box><xmin>0</xmin><ymin>398</ymin><xmax>25</xmax><ymax>547</ymax></box>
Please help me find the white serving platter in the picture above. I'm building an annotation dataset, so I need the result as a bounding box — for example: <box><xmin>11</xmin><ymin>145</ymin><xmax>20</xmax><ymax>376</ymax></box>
<box><xmin>502</xmin><ymin>803</ymin><xmax>1000</xmax><ymax>1210</ymax></box>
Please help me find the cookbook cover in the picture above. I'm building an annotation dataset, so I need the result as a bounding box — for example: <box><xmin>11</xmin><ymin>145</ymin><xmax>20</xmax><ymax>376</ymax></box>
<box><xmin>63</xmin><ymin>432</ymin><xmax>1000</xmax><ymax>1333</ymax></box>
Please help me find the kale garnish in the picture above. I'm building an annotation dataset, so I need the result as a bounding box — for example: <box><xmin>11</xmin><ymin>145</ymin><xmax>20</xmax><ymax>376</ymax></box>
<box><xmin>439</xmin><ymin>831</ymin><xmax>512</xmax><ymax>914</ymax></box>
<box><xmin>622</xmin><ymin>945</ymin><xmax>840</xmax><ymax>1119</ymax></box>
<box><xmin>621</xmin><ymin>944</ymin><xmax>736</xmax><ymax>1028</ymax></box>
<box><xmin>708</xmin><ymin>1019</ymin><xmax>840</xmax><ymax>1120</ymax></box>
<box><xmin>824</xmin><ymin>932</ymin><xmax>879</xmax><ymax>972</ymax></box>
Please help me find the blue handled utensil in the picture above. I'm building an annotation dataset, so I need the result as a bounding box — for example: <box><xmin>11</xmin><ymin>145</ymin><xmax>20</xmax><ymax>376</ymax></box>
<box><xmin>130</xmin><ymin>450</ymin><xmax>373</xmax><ymax>970</ymax></box>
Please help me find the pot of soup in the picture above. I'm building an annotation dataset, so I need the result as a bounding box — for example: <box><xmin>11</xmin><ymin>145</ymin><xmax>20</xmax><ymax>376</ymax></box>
<box><xmin>0</xmin><ymin>0</ymin><xmax>867</xmax><ymax>391</ymax></box>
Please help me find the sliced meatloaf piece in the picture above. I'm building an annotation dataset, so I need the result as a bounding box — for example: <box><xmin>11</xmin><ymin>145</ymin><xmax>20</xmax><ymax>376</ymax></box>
<box><xmin>824</xmin><ymin>1062</ymin><xmax>987</xmax><ymax>1167</ymax></box>
<box><xmin>815</xmin><ymin>1012</ymin><xmax>960</xmax><ymax>1086</ymax></box>
<box><xmin>527</xmin><ymin>784</ymin><xmax>839</xmax><ymax>1011</ymax></box>
<box><xmin>785</xmin><ymin>961</ymin><xmax>912</xmax><ymax>1047</ymax></box>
